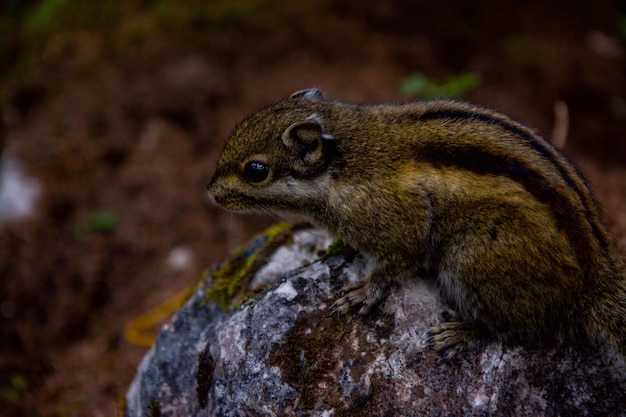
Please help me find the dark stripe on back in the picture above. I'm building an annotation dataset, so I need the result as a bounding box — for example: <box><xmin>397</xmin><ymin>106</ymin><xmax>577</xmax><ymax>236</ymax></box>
<box><xmin>412</xmin><ymin>108</ymin><xmax>609</xmax><ymax>250</ymax></box>
<box><xmin>416</xmin><ymin>142</ymin><xmax>595</xmax><ymax>273</ymax></box>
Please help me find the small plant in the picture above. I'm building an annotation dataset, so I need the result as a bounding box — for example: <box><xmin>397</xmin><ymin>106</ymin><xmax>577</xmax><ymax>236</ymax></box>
<box><xmin>148</xmin><ymin>399</ymin><xmax>161</xmax><ymax>417</ymax></box>
<box><xmin>87</xmin><ymin>210</ymin><xmax>119</xmax><ymax>232</ymax></box>
<box><xmin>0</xmin><ymin>374</ymin><xmax>28</xmax><ymax>406</ymax></box>
<box><xmin>24</xmin><ymin>0</ymin><xmax>70</xmax><ymax>38</ymax></box>
<box><xmin>75</xmin><ymin>210</ymin><xmax>119</xmax><ymax>239</ymax></box>
<box><xmin>400</xmin><ymin>71</ymin><xmax>480</xmax><ymax>99</ymax></box>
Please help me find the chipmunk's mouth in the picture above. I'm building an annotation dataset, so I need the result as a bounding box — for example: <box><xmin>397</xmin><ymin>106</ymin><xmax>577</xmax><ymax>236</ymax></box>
<box><xmin>206</xmin><ymin>181</ymin><xmax>251</xmax><ymax>212</ymax></box>
<box><xmin>208</xmin><ymin>194</ymin><xmax>245</xmax><ymax>212</ymax></box>
<box><xmin>206</xmin><ymin>178</ymin><xmax>230</xmax><ymax>208</ymax></box>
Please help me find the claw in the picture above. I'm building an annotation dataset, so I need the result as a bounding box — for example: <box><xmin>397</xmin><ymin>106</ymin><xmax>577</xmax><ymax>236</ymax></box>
<box><xmin>331</xmin><ymin>280</ymin><xmax>387</xmax><ymax>315</ymax></box>
<box><xmin>426</xmin><ymin>312</ymin><xmax>478</xmax><ymax>360</ymax></box>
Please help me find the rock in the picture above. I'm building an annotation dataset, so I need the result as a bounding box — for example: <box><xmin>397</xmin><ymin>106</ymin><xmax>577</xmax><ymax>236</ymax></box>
<box><xmin>126</xmin><ymin>225</ymin><xmax>626</xmax><ymax>417</ymax></box>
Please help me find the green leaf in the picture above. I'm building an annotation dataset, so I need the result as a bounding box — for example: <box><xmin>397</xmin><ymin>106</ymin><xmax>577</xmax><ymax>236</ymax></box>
<box><xmin>24</xmin><ymin>0</ymin><xmax>70</xmax><ymax>38</ymax></box>
<box><xmin>88</xmin><ymin>211</ymin><xmax>119</xmax><ymax>232</ymax></box>
<box><xmin>400</xmin><ymin>71</ymin><xmax>480</xmax><ymax>99</ymax></box>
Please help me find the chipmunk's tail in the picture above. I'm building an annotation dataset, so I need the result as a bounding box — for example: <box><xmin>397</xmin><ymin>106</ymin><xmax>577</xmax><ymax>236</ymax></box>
<box><xmin>583</xmin><ymin>252</ymin><xmax>626</xmax><ymax>358</ymax></box>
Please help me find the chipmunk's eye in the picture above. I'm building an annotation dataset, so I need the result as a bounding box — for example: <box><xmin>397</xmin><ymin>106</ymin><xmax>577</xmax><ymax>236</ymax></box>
<box><xmin>242</xmin><ymin>160</ymin><xmax>269</xmax><ymax>183</ymax></box>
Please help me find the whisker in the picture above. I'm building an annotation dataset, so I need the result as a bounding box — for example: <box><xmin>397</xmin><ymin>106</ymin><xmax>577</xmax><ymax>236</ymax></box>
<box><xmin>253</xmin><ymin>204</ymin><xmax>288</xmax><ymax>224</ymax></box>
<box><xmin>250</xmin><ymin>203</ymin><xmax>334</xmax><ymax>246</ymax></box>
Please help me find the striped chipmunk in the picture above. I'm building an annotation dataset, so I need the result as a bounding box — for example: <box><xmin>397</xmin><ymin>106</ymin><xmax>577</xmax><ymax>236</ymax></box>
<box><xmin>207</xmin><ymin>88</ymin><xmax>626</xmax><ymax>357</ymax></box>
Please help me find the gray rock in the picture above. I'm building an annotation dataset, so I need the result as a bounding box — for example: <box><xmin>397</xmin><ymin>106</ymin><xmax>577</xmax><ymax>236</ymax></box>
<box><xmin>126</xmin><ymin>227</ymin><xmax>626</xmax><ymax>417</ymax></box>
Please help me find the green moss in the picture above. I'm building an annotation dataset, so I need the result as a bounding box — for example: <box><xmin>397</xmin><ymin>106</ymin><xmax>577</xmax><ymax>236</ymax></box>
<box><xmin>323</xmin><ymin>236</ymin><xmax>350</xmax><ymax>257</ymax></box>
<box><xmin>148</xmin><ymin>398</ymin><xmax>161</xmax><ymax>417</ymax></box>
<box><xmin>202</xmin><ymin>222</ymin><xmax>306</xmax><ymax>311</ymax></box>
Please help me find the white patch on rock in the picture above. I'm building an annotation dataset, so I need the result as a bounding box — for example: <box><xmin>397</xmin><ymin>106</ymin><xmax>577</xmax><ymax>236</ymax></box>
<box><xmin>218</xmin><ymin>312</ymin><xmax>247</xmax><ymax>365</ymax></box>
<box><xmin>252</xmin><ymin>229</ymin><xmax>333</xmax><ymax>288</ymax></box>
<box><xmin>275</xmin><ymin>280</ymin><xmax>298</xmax><ymax>301</ymax></box>
<box><xmin>343</xmin><ymin>254</ymin><xmax>377</xmax><ymax>284</ymax></box>
<box><xmin>471</xmin><ymin>388</ymin><xmax>490</xmax><ymax>408</ymax></box>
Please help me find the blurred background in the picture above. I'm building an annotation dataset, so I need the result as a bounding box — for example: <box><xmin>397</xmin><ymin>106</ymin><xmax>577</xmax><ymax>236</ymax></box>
<box><xmin>0</xmin><ymin>0</ymin><xmax>625</xmax><ymax>415</ymax></box>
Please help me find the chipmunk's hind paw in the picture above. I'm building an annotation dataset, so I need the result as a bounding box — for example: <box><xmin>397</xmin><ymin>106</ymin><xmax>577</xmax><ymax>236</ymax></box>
<box><xmin>427</xmin><ymin>311</ymin><xmax>482</xmax><ymax>360</ymax></box>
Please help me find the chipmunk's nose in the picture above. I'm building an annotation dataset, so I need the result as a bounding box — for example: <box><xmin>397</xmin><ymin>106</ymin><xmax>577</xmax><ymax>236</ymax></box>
<box><xmin>206</xmin><ymin>177</ymin><xmax>219</xmax><ymax>202</ymax></box>
<box><xmin>206</xmin><ymin>176</ymin><xmax>227</xmax><ymax>207</ymax></box>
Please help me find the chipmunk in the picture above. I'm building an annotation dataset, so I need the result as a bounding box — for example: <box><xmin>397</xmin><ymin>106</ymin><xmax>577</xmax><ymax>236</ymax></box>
<box><xmin>207</xmin><ymin>88</ymin><xmax>626</xmax><ymax>357</ymax></box>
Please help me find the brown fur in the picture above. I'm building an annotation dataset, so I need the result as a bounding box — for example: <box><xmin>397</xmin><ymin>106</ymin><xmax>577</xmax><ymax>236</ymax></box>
<box><xmin>207</xmin><ymin>88</ymin><xmax>626</xmax><ymax>356</ymax></box>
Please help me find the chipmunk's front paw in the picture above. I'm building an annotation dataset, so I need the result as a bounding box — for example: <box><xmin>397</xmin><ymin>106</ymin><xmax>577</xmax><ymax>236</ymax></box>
<box><xmin>331</xmin><ymin>280</ymin><xmax>386</xmax><ymax>315</ymax></box>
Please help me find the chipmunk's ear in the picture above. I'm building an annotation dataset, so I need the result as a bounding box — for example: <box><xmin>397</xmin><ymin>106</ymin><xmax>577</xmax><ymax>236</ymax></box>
<box><xmin>282</xmin><ymin>115</ymin><xmax>334</xmax><ymax>166</ymax></box>
<box><xmin>289</xmin><ymin>88</ymin><xmax>324</xmax><ymax>101</ymax></box>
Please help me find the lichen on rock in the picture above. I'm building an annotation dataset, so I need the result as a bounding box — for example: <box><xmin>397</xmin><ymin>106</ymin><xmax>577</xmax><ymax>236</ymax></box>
<box><xmin>126</xmin><ymin>226</ymin><xmax>626</xmax><ymax>417</ymax></box>
<box><xmin>201</xmin><ymin>222</ymin><xmax>321</xmax><ymax>311</ymax></box>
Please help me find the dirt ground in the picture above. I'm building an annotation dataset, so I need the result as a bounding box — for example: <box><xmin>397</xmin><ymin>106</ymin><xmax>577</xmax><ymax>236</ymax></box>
<box><xmin>0</xmin><ymin>1</ymin><xmax>625</xmax><ymax>415</ymax></box>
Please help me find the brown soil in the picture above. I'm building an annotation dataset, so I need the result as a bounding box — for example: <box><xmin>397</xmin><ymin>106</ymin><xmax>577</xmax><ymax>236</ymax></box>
<box><xmin>1</xmin><ymin>1</ymin><xmax>625</xmax><ymax>415</ymax></box>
